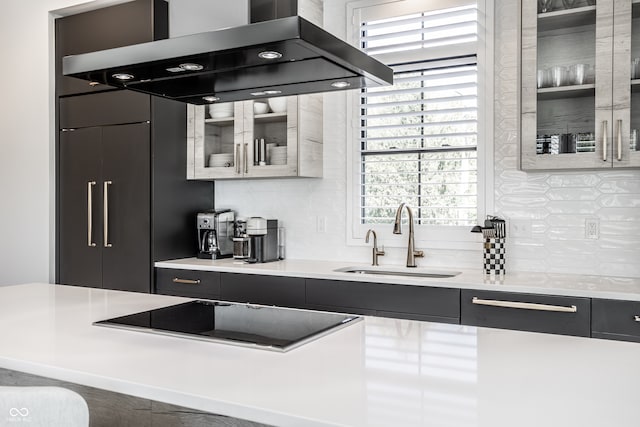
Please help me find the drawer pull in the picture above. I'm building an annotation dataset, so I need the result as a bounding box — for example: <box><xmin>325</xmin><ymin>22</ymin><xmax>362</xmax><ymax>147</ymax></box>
<box><xmin>472</xmin><ymin>297</ymin><xmax>577</xmax><ymax>313</ymax></box>
<box><xmin>635</xmin><ymin>315</ymin><xmax>640</xmax><ymax>322</ymax></box>
<box><xmin>172</xmin><ymin>278</ymin><xmax>201</xmax><ymax>285</ymax></box>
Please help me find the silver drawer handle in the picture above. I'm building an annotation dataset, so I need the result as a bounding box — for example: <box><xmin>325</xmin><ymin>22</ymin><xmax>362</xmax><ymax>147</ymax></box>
<box><xmin>472</xmin><ymin>297</ymin><xmax>577</xmax><ymax>313</ymax></box>
<box><xmin>172</xmin><ymin>278</ymin><xmax>201</xmax><ymax>285</ymax></box>
<box><xmin>635</xmin><ymin>315</ymin><xmax>640</xmax><ymax>322</ymax></box>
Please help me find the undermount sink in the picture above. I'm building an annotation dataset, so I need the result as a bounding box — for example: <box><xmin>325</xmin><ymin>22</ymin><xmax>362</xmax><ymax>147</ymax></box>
<box><xmin>334</xmin><ymin>266</ymin><xmax>461</xmax><ymax>279</ymax></box>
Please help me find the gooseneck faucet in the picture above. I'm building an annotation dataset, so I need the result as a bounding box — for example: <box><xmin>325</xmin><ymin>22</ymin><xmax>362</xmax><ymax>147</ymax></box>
<box><xmin>365</xmin><ymin>229</ymin><xmax>385</xmax><ymax>266</ymax></box>
<box><xmin>393</xmin><ymin>203</ymin><xmax>424</xmax><ymax>267</ymax></box>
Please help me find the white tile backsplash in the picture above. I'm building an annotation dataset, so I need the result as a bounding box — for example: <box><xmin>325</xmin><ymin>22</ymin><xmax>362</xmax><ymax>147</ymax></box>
<box><xmin>214</xmin><ymin>0</ymin><xmax>640</xmax><ymax>278</ymax></box>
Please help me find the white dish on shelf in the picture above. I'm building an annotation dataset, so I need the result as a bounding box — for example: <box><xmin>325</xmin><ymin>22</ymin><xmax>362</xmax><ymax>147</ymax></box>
<box><xmin>267</xmin><ymin>97</ymin><xmax>287</xmax><ymax>113</ymax></box>
<box><xmin>253</xmin><ymin>102</ymin><xmax>270</xmax><ymax>115</ymax></box>
<box><xmin>209</xmin><ymin>103</ymin><xmax>234</xmax><ymax>119</ymax></box>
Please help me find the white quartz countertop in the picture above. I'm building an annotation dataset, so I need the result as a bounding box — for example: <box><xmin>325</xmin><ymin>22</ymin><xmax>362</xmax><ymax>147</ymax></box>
<box><xmin>2</xmin><ymin>283</ymin><xmax>640</xmax><ymax>427</ymax></box>
<box><xmin>155</xmin><ymin>258</ymin><xmax>640</xmax><ymax>301</ymax></box>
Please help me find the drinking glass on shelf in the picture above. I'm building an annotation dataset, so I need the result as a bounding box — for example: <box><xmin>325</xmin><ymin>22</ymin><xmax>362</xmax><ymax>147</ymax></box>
<box><xmin>537</xmin><ymin>69</ymin><xmax>547</xmax><ymax>88</ymax></box>
<box><xmin>569</xmin><ymin>64</ymin><xmax>589</xmax><ymax>85</ymax></box>
<box><xmin>561</xmin><ymin>0</ymin><xmax>577</xmax><ymax>9</ymax></box>
<box><xmin>538</xmin><ymin>0</ymin><xmax>553</xmax><ymax>13</ymax></box>
<box><xmin>631</xmin><ymin>58</ymin><xmax>640</xmax><ymax>80</ymax></box>
<box><xmin>550</xmin><ymin>66</ymin><xmax>567</xmax><ymax>87</ymax></box>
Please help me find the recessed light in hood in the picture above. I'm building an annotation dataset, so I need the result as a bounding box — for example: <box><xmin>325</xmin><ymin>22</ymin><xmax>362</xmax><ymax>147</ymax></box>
<box><xmin>62</xmin><ymin>16</ymin><xmax>393</xmax><ymax>104</ymax></box>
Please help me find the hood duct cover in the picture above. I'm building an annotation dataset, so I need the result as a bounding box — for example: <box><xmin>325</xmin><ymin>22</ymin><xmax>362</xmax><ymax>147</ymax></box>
<box><xmin>62</xmin><ymin>16</ymin><xmax>393</xmax><ymax>104</ymax></box>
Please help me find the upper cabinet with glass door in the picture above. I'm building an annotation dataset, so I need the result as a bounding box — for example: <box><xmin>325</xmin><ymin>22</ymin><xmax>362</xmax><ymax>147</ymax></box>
<box><xmin>521</xmin><ymin>0</ymin><xmax>640</xmax><ymax>170</ymax></box>
<box><xmin>186</xmin><ymin>95</ymin><xmax>323</xmax><ymax>180</ymax></box>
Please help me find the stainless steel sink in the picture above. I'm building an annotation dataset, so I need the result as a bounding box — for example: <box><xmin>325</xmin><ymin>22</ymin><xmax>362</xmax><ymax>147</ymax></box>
<box><xmin>334</xmin><ymin>266</ymin><xmax>461</xmax><ymax>279</ymax></box>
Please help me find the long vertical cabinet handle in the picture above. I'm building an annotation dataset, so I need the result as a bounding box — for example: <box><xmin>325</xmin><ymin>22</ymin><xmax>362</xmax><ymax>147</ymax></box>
<box><xmin>616</xmin><ymin>119</ymin><xmax>623</xmax><ymax>161</ymax></box>
<box><xmin>87</xmin><ymin>181</ymin><xmax>96</xmax><ymax>247</ymax></box>
<box><xmin>103</xmin><ymin>181</ymin><xmax>113</xmax><ymax>248</ymax></box>
<box><xmin>235</xmin><ymin>144</ymin><xmax>241</xmax><ymax>174</ymax></box>
<box><xmin>602</xmin><ymin>120</ymin><xmax>608</xmax><ymax>162</ymax></box>
<box><xmin>244</xmin><ymin>143</ymin><xmax>249</xmax><ymax>173</ymax></box>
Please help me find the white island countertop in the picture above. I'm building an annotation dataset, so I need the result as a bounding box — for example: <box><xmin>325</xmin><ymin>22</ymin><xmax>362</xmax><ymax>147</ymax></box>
<box><xmin>155</xmin><ymin>258</ymin><xmax>640</xmax><ymax>301</ymax></box>
<box><xmin>2</xmin><ymin>283</ymin><xmax>640</xmax><ymax>427</ymax></box>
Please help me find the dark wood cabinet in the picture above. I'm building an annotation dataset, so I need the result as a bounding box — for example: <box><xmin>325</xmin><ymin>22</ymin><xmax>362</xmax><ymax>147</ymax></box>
<box><xmin>55</xmin><ymin>0</ymin><xmax>168</xmax><ymax>97</ymax></box>
<box><xmin>306</xmin><ymin>279</ymin><xmax>460</xmax><ymax>323</ymax></box>
<box><xmin>56</xmin><ymin>1</ymin><xmax>213</xmax><ymax>293</ymax></box>
<box><xmin>460</xmin><ymin>289</ymin><xmax>591</xmax><ymax>337</ymax></box>
<box><xmin>592</xmin><ymin>299</ymin><xmax>640</xmax><ymax>343</ymax></box>
<box><xmin>58</xmin><ymin>92</ymin><xmax>213</xmax><ymax>293</ymax></box>
<box><xmin>60</xmin><ymin>121</ymin><xmax>150</xmax><ymax>292</ymax></box>
<box><xmin>156</xmin><ymin>268</ymin><xmax>221</xmax><ymax>299</ymax></box>
<box><xmin>220</xmin><ymin>273</ymin><xmax>306</xmax><ymax>307</ymax></box>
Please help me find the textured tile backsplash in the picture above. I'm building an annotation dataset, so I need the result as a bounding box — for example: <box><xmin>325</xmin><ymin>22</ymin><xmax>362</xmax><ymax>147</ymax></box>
<box><xmin>494</xmin><ymin>0</ymin><xmax>640</xmax><ymax>278</ymax></box>
<box><xmin>216</xmin><ymin>0</ymin><xmax>640</xmax><ymax>278</ymax></box>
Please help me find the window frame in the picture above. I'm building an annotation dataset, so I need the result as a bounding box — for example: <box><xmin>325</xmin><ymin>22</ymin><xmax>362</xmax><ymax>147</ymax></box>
<box><xmin>345</xmin><ymin>0</ymin><xmax>494</xmax><ymax>251</ymax></box>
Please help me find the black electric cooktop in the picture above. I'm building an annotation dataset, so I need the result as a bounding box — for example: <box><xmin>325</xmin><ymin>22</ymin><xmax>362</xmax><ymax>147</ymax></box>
<box><xmin>94</xmin><ymin>300</ymin><xmax>361</xmax><ymax>352</ymax></box>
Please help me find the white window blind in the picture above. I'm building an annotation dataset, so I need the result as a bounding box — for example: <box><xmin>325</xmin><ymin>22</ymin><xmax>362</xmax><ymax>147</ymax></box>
<box><xmin>359</xmin><ymin>4</ymin><xmax>479</xmax><ymax>227</ymax></box>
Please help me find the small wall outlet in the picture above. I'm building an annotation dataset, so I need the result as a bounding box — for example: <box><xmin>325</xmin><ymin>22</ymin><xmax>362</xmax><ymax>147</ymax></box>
<box><xmin>316</xmin><ymin>216</ymin><xmax>326</xmax><ymax>233</ymax></box>
<box><xmin>509</xmin><ymin>219</ymin><xmax>532</xmax><ymax>238</ymax></box>
<box><xmin>585</xmin><ymin>218</ymin><xmax>600</xmax><ymax>240</ymax></box>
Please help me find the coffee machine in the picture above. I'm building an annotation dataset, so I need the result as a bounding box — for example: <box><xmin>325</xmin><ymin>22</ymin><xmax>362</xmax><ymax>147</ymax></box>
<box><xmin>197</xmin><ymin>210</ymin><xmax>235</xmax><ymax>259</ymax></box>
<box><xmin>246</xmin><ymin>217</ymin><xmax>279</xmax><ymax>263</ymax></box>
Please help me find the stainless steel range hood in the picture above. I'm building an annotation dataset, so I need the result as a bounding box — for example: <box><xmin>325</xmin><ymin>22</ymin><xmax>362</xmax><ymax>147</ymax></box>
<box><xmin>62</xmin><ymin>16</ymin><xmax>393</xmax><ymax>104</ymax></box>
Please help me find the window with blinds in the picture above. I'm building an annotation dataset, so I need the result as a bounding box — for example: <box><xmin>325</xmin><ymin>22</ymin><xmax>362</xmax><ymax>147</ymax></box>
<box><xmin>359</xmin><ymin>4</ymin><xmax>479</xmax><ymax>227</ymax></box>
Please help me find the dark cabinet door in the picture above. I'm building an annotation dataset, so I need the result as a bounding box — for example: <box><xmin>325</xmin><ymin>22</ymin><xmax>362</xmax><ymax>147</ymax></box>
<box><xmin>460</xmin><ymin>289</ymin><xmax>591</xmax><ymax>337</ymax></box>
<box><xmin>155</xmin><ymin>268</ymin><xmax>221</xmax><ymax>299</ymax></box>
<box><xmin>220</xmin><ymin>273</ymin><xmax>306</xmax><ymax>307</ymax></box>
<box><xmin>59</xmin><ymin>128</ymin><xmax>103</xmax><ymax>287</ymax></box>
<box><xmin>55</xmin><ymin>0</ymin><xmax>168</xmax><ymax>97</ymax></box>
<box><xmin>306</xmin><ymin>279</ymin><xmax>460</xmax><ymax>322</ymax></box>
<box><xmin>592</xmin><ymin>299</ymin><xmax>640</xmax><ymax>343</ymax></box>
<box><xmin>101</xmin><ymin>124</ymin><xmax>151</xmax><ymax>293</ymax></box>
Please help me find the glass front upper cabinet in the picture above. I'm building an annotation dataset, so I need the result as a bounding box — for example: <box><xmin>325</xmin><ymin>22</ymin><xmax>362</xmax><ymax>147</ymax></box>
<box><xmin>520</xmin><ymin>0</ymin><xmax>640</xmax><ymax>170</ymax></box>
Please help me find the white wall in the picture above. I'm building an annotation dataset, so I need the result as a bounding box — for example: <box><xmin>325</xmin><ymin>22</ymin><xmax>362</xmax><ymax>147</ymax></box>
<box><xmin>0</xmin><ymin>0</ymin><xmax>111</xmax><ymax>285</ymax></box>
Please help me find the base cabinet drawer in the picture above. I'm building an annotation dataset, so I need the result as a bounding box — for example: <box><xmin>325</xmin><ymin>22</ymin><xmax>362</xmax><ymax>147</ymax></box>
<box><xmin>155</xmin><ymin>268</ymin><xmax>220</xmax><ymax>299</ymax></box>
<box><xmin>220</xmin><ymin>273</ymin><xmax>305</xmax><ymax>308</ymax></box>
<box><xmin>592</xmin><ymin>299</ymin><xmax>640</xmax><ymax>343</ymax></box>
<box><xmin>461</xmin><ymin>290</ymin><xmax>590</xmax><ymax>337</ymax></box>
<box><xmin>306</xmin><ymin>279</ymin><xmax>460</xmax><ymax>323</ymax></box>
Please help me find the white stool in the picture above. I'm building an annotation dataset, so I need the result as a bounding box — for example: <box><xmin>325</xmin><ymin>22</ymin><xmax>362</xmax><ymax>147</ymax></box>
<box><xmin>0</xmin><ymin>386</ymin><xmax>89</xmax><ymax>427</ymax></box>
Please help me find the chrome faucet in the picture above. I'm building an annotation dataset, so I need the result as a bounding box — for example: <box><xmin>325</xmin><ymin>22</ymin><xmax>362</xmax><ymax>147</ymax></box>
<box><xmin>393</xmin><ymin>203</ymin><xmax>424</xmax><ymax>267</ymax></box>
<box><xmin>365</xmin><ymin>229</ymin><xmax>385</xmax><ymax>266</ymax></box>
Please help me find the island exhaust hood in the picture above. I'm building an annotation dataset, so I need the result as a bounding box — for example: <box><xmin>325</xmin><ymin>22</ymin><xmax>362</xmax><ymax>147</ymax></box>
<box><xmin>62</xmin><ymin>16</ymin><xmax>393</xmax><ymax>104</ymax></box>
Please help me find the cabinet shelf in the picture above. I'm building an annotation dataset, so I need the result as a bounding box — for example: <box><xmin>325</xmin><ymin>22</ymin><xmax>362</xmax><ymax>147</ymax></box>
<box><xmin>205</xmin><ymin>117</ymin><xmax>234</xmax><ymax>125</ymax></box>
<box><xmin>537</xmin><ymin>83</ymin><xmax>595</xmax><ymax>100</ymax></box>
<box><xmin>254</xmin><ymin>112</ymin><xmax>287</xmax><ymax>123</ymax></box>
<box><xmin>632</xmin><ymin>79</ymin><xmax>640</xmax><ymax>92</ymax></box>
<box><xmin>538</xmin><ymin>5</ymin><xmax>596</xmax><ymax>32</ymax></box>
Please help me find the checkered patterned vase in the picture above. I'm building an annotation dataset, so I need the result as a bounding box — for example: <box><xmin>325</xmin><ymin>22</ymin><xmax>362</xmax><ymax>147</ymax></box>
<box><xmin>483</xmin><ymin>238</ymin><xmax>505</xmax><ymax>274</ymax></box>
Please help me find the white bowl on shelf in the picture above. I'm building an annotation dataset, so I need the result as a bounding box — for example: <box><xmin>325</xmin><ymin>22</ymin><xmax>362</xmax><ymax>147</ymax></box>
<box><xmin>209</xmin><ymin>103</ymin><xmax>234</xmax><ymax>119</ymax></box>
<box><xmin>253</xmin><ymin>101</ymin><xmax>270</xmax><ymax>115</ymax></box>
<box><xmin>267</xmin><ymin>97</ymin><xmax>287</xmax><ymax>113</ymax></box>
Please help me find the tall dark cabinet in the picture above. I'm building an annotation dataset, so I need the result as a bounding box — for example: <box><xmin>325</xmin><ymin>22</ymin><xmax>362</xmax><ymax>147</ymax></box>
<box><xmin>56</xmin><ymin>0</ymin><xmax>213</xmax><ymax>293</ymax></box>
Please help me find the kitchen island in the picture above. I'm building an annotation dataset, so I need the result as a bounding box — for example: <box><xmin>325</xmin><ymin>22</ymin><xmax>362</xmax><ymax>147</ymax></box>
<box><xmin>1</xmin><ymin>283</ymin><xmax>640</xmax><ymax>427</ymax></box>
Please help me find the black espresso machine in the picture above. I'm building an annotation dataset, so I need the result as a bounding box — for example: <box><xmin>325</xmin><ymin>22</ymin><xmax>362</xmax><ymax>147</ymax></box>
<box><xmin>197</xmin><ymin>210</ymin><xmax>235</xmax><ymax>259</ymax></box>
